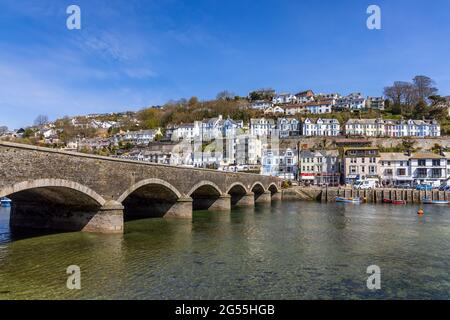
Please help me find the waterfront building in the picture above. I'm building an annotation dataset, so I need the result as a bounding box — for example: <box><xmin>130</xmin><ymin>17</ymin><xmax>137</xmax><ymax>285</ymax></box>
<box><xmin>277</xmin><ymin>118</ymin><xmax>301</xmax><ymax>138</ymax></box>
<box><xmin>302</xmin><ymin>118</ymin><xmax>340</xmax><ymax>136</ymax></box>
<box><xmin>234</xmin><ymin>134</ymin><xmax>262</xmax><ymax>166</ymax></box>
<box><xmin>249</xmin><ymin>118</ymin><xmax>276</xmax><ymax>137</ymax></box>
<box><xmin>261</xmin><ymin>148</ymin><xmax>298</xmax><ymax>180</ymax></box>
<box><xmin>336</xmin><ymin>93</ymin><xmax>366</xmax><ymax>110</ymax></box>
<box><xmin>410</xmin><ymin>153</ymin><xmax>447</xmax><ymax>186</ymax></box>
<box><xmin>445</xmin><ymin>152</ymin><xmax>450</xmax><ymax>179</ymax></box>
<box><xmin>379</xmin><ymin>153</ymin><xmax>412</xmax><ymax>187</ymax></box>
<box><xmin>298</xmin><ymin>150</ymin><xmax>340</xmax><ymax>186</ymax></box>
<box><xmin>341</xmin><ymin>147</ymin><xmax>380</xmax><ymax>184</ymax></box>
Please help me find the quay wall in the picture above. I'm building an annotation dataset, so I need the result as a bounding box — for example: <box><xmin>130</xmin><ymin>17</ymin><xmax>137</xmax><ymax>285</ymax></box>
<box><xmin>282</xmin><ymin>187</ymin><xmax>450</xmax><ymax>204</ymax></box>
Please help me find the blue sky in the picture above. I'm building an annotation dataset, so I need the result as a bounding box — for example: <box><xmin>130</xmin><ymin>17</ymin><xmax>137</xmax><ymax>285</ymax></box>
<box><xmin>1</xmin><ymin>0</ymin><xmax>450</xmax><ymax>129</ymax></box>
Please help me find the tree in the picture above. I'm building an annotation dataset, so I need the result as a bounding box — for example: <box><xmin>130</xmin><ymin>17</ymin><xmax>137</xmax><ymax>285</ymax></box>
<box><xmin>216</xmin><ymin>90</ymin><xmax>235</xmax><ymax>101</ymax></box>
<box><xmin>412</xmin><ymin>75</ymin><xmax>438</xmax><ymax>102</ymax></box>
<box><xmin>34</xmin><ymin>115</ymin><xmax>49</xmax><ymax>127</ymax></box>
<box><xmin>401</xmin><ymin>137</ymin><xmax>415</xmax><ymax>152</ymax></box>
<box><xmin>412</xmin><ymin>100</ymin><xmax>427</xmax><ymax>119</ymax></box>
<box><xmin>249</xmin><ymin>88</ymin><xmax>276</xmax><ymax>101</ymax></box>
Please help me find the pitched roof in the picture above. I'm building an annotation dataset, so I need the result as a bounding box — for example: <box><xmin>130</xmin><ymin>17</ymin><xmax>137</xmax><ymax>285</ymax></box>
<box><xmin>411</xmin><ymin>152</ymin><xmax>445</xmax><ymax>159</ymax></box>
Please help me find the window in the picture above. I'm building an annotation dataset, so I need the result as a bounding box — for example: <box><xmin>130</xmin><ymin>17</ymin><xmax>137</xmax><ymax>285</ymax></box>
<box><xmin>369</xmin><ymin>166</ymin><xmax>376</xmax><ymax>174</ymax></box>
<box><xmin>350</xmin><ymin>166</ymin><xmax>357</xmax><ymax>174</ymax></box>
<box><xmin>432</xmin><ymin>160</ymin><xmax>441</xmax><ymax>166</ymax></box>
<box><xmin>397</xmin><ymin>168</ymin><xmax>406</xmax><ymax>176</ymax></box>
<box><xmin>418</xmin><ymin>159</ymin><xmax>426</xmax><ymax>166</ymax></box>
<box><xmin>431</xmin><ymin>169</ymin><xmax>442</xmax><ymax>178</ymax></box>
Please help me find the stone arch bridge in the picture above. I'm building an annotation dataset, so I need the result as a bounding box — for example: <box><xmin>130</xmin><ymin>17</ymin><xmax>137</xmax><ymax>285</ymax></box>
<box><xmin>0</xmin><ymin>142</ymin><xmax>282</xmax><ymax>234</ymax></box>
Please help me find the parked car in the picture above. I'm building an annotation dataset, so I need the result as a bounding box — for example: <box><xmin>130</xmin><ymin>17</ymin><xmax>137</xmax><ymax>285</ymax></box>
<box><xmin>415</xmin><ymin>184</ymin><xmax>433</xmax><ymax>191</ymax></box>
<box><xmin>354</xmin><ymin>179</ymin><xmax>380</xmax><ymax>190</ymax></box>
<box><xmin>439</xmin><ymin>185</ymin><xmax>450</xmax><ymax>191</ymax></box>
<box><xmin>395</xmin><ymin>183</ymin><xmax>412</xmax><ymax>189</ymax></box>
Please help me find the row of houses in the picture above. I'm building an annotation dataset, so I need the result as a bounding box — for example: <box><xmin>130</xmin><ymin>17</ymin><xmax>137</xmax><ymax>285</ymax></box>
<box><xmin>250</xmin><ymin>91</ymin><xmax>385</xmax><ymax>114</ymax></box>
<box><xmin>168</xmin><ymin>116</ymin><xmax>440</xmax><ymax>140</ymax></box>
<box><xmin>262</xmin><ymin>147</ymin><xmax>450</xmax><ymax>187</ymax></box>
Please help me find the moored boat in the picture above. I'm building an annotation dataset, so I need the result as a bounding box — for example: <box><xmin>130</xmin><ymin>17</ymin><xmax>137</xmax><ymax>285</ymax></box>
<box><xmin>1</xmin><ymin>197</ymin><xmax>12</xmax><ymax>207</ymax></box>
<box><xmin>422</xmin><ymin>198</ymin><xmax>450</xmax><ymax>205</ymax></box>
<box><xmin>383</xmin><ymin>199</ymin><xmax>406</xmax><ymax>205</ymax></box>
<box><xmin>336</xmin><ymin>196</ymin><xmax>362</xmax><ymax>203</ymax></box>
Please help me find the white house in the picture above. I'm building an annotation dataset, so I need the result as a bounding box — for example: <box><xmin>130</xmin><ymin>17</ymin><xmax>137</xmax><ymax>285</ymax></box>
<box><xmin>277</xmin><ymin>118</ymin><xmax>301</xmax><ymax>138</ymax></box>
<box><xmin>121</xmin><ymin>129</ymin><xmax>161</xmax><ymax>146</ymax></box>
<box><xmin>298</xmin><ymin>150</ymin><xmax>340</xmax><ymax>186</ymax></box>
<box><xmin>303</xmin><ymin>100</ymin><xmax>333</xmax><ymax>114</ymax></box>
<box><xmin>379</xmin><ymin>153</ymin><xmax>412</xmax><ymax>187</ymax></box>
<box><xmin>345</xmin><ymin>119</ymin><xmax>441</xmax><ymax>137</ymax></box>
<box><xmin>249</xmin><ymin>118</ymin><xmax>276</xmax><ymax>137</ymax></box>
<box><xmin>284</xmin><ymin>105</ymin><xmax>305</xmax><ymax>116</ymax></box>
<box><xmin>261</xmin><ymin>148</ymin><xmax>298</xmax><ymax>180</ymax></box>
<box><xmin>336</xmin><ymin>93</ymin><xmax>366</xmax><ymax>110</ymax></box>
<box><xmin>366</xmin><ymin>97</ymin><xmax>385</xmax><ymax>110</ymax></box>
<box><xmin>302</xmin><ymin>118</ymin><xmax>340</xmax><ymax>136</ymax></box>
<box><xmin>264</xmin><ymin>106</ymin><xmax>285</xmax><ymax>115</ymax></box>
<box><xmin>171</xmin><ymin>123</ymin><xmax>200</xmax><ymax>141</ymax></box>
<box><xmin>249</xmin><ymin>100</ymin><xmax>273</xmax><ymax>110</ymax></box>
<box><xmin>273</xmin><ymin>93</ymin><xmax>298</xmax><ymax>105</ymax></box>
<box><xmin>410</xmin><ymin>153</ymin><xmax>447</xmax><ymax>186</ymax></box>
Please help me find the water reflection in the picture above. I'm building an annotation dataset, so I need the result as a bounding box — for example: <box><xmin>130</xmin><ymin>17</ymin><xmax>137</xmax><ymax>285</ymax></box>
<box><xmin>1</xmin><ymin>203</ymin><xmax>450</xmax><ymax>299</ymax></box>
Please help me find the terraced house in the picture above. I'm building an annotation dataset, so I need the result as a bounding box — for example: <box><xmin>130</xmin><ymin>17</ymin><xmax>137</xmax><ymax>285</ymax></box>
<box><xmin>341</xmin><ymin>147</ymin><xmax>380</xmax><ymax>184</ymax></box>
<box><xmin>302</xmin><ymin>118</ymin><xmax>340</xmax><ymax>136</ymax></box>
<box><xmin>345</xmin><ymin>118</ymin><xmax>440</xmax><ymax>137</ymax></box>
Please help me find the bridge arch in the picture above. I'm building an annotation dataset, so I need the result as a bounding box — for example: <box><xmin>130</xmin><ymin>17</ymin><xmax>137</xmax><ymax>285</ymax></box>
<box><xmin>188</xmin><ymin>181</ymin><xmax>225</xmax><ymax>211</ymax></box>
<box><xmin>118</xmin><ymin>178</ymin><xmax>185</xmax><ymax>220</ymax></box>
<box><xmin>0</xmin><ymin>179</ymin><xmax>106</xmax><ymax>206</ymax></box>
<box><xmin>117</xmin><ymin>178</ymin><xmax>182</xmax><ymax>203</ymax></box>
<box><xmin>1</xmin><ymin>179</ymin><xmax>109</xmax><ymax>232</ymax></box>
<box><xmin>226</xmin><ymin>182</ymin><xmax>250</xmax><ymax>207</ymax></box>
<box><xmin>226</xmin><ymin>182</ymin><xmax>248</xmax><ymax>195</ymax></box>
<box><xmin>250</xmin><ymin>181</ymin><xmax>266</xmax><ymax>194</ymax></box>
<box><xmin>268</xmin><ymin>183</ymin><xmax>281</xmax><ymax>194</ymax></box>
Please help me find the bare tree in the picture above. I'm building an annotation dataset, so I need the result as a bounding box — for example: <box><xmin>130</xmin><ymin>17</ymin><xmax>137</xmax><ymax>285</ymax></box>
<box><xmin>412</xmin><ymin>75</ymin><xmax>438</xmax><ymax>102</ymax></box>
<box><xmin>34</xmin><ymin>114</ymin><xmax>49</xmax><ymax>127</ymax></box>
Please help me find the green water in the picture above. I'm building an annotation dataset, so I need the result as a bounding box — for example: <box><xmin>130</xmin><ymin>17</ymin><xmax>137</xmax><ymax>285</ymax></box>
<box><xmin>0</xmin><ymin>202</ymin><xmax>449</xmax><ymax>300</ymax></box>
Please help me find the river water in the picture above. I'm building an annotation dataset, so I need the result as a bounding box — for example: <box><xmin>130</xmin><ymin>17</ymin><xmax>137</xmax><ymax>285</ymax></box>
<box><xmin>0</xmin><ymin>202</ymin><xmax>449</xmax><ymax>300</ymax></box>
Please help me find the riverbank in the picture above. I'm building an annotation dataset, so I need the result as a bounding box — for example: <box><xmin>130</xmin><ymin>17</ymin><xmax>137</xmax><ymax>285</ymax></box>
<box><xmin>283</xmin><ymin>186</ymin><xmax>450</xmax><ymax>204</ymax></box>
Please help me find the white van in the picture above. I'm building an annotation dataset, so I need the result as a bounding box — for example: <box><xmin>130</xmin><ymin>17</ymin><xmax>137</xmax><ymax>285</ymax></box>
<box><xmin>354</xmin><ymin>179</ymin><xmax>380</xmax><ymax>190</ymax></box>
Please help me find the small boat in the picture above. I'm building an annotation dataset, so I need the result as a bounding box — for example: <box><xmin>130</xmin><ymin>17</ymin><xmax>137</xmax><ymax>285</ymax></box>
<box><xmin>1</xmin><ymin>197</ymin><xmax>12</xmax><ymax>207</ymax></box>
<box><xmin>422</xmin><ymin>198</ymin><xmax>450</xmax><ymax>205</ymax></box>
<box><xmin>383</xmin><ymin>199</ymin><xmax>406</xmax><ymax>205</ymax></box>
<box><xmin>336</xmin><ymin>196</ymin><xmax>362</xmax><ymax>203</ymax></box>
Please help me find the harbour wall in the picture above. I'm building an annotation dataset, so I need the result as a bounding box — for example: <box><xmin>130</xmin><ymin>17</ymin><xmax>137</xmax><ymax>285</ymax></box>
<box><xmin>282</xmin><ymin>187</ymin><xmax>450</xmax><ymax>204</ymax></box>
